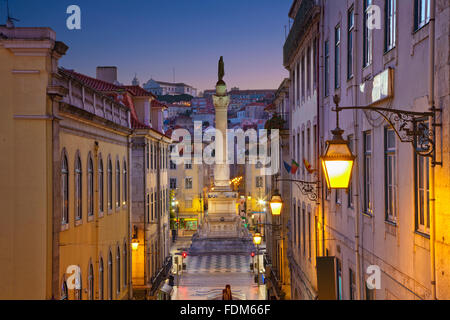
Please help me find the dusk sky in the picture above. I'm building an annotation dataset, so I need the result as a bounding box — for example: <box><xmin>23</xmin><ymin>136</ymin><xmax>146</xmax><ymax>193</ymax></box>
<box><xmin>1</xmin><ymin>0</ymin><xmax>291</xmax><ymax>92</ymax></box>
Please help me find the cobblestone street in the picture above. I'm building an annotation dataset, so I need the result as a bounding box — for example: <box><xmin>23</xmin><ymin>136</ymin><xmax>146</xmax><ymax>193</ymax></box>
<box><xmin>170</xmin><ymin>237</ymin><xmax>267</xmax><ymax>300</ymax></box>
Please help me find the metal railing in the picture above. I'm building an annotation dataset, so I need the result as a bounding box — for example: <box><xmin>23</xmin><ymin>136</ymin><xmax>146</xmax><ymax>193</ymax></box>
<box><xmin>283</xmin><ymin>0</ymin><xmax>320</xmax><ymax>67</ymax></box>
<box><xmin>150</xmin><ymin>256</ymin><xmax>173</xmax><ymax>296</ymax></box>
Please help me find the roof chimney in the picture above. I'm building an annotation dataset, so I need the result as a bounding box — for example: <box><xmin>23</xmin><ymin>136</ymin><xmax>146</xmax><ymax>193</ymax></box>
<box><xmin>96</xmin><ymin>66</ymin><xmax>117</xmax><ymax>83</ymax></box>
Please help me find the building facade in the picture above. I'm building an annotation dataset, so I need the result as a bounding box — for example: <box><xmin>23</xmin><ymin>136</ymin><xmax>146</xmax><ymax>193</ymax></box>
<box><xmin>284</xmin><ymin>0</ymin><xmax>450</xmax><ymax>300</ymax></box>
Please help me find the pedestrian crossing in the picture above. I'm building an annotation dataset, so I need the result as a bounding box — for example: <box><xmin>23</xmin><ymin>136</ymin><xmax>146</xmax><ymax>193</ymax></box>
<box><xmin>185</xmin><ymin>255</ymin><xmax>252</xmax><ymax>273</ymax></box>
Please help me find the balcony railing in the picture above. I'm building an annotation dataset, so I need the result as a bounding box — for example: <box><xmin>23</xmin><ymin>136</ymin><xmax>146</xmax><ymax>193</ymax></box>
<box><xmin>150</xmin><ymin>256</ymin><xmax>173</xmax><ymax>296</ymax></box>
<box><xmin>283</xmin><ymin>0</ymin><xmax>320</xmax><ymax>67</ymax></box>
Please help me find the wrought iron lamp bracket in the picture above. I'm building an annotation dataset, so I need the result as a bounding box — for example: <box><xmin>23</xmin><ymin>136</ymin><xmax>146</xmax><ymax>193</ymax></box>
<box><xmin>333</xmin><ymin>106</ymin><xmax>435</xmax><ymax>158</ymax></box>
<box><xmin>275</xmin><ymin>178</ymin><xmax>319</xmax><ymax>202</ymax></box>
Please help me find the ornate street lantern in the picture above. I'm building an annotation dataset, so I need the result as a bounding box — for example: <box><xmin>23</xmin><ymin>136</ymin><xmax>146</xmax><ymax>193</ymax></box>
<box><xmin>321</xmin><ymin>127</ymin><xmax>355</xmax><ymax>190</ymax></box>
<box><xmin>269</xmin><ymin>190</ymin><xmax>283</xmax><ymax>216</ymax></box>
<box><xmin>253</xmin><ymin>233</ymin><xmax>262</xmax><ymax>246</ymax></box>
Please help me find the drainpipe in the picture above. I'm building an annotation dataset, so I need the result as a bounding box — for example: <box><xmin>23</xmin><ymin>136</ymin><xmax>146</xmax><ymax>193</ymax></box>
<box><xmin>318</xmin><ymin>0</ymin><xmax>325</xmax><ymax>258</ymax></box>
<box><xmin>428</xmin><ymin>0</ymin><xmax>437</xmax><ymax>301</ymax></box>
<box><xmin>352</xmin><ymin>0</ymin><xmax>362</xmax><ymax>301</ymax></box>
<box><xmin>128</xmin><ymin>134</ymin><xmax>133</xmax><ymax>299</ymax></box>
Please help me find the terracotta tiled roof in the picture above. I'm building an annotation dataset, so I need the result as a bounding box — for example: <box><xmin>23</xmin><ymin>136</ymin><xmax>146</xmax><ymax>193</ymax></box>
<box><xmin>151</xmin><ymin>99</ymin><xmax>167</xmax><ymax>109</ymax></box>
<box><xmin>62</xmin><ymin>69</ymin><xmax>121</xmax><ymax>92</ymax></box>
<box><xmin>61</xmin><ymin>68</ymin><xmax>170</xmax><ymax>138</ymax></box>
<box><xmin>123</xmin><ymin>85</ymin><xmax>156</xmax><ymax>98</ymax></box>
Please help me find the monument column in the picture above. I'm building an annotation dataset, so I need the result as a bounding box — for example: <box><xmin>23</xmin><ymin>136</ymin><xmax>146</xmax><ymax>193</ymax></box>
<box><xmin>213</xmin><ymin>78</ymin><xmax>231</xmax><ymax>190</ymax></box>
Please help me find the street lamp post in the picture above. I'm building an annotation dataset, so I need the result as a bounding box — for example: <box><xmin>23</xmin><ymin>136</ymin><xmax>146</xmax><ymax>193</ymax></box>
<box><xmin>253</xmin><ymin>232</ymin><xmax>262</xmax><ymax>286</ymax></box>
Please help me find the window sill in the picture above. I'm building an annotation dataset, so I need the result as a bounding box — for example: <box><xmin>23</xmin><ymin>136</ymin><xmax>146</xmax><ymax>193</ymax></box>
<box><xmin>362</xmin><ymin>212</ymin><xmax>373</xmax><ymax>218</ymax></box>
<box><xmin>61</xmin><ymin>223</ymin><xmax>69</xmax><ymax>232</ymax></box>
<box><xmin>383</xmin><ymin>47</ymin><xmax>397</xmax><ymax>65</ymax></box>
<box><xmin>98</xmin><ymin>211</ymin><xmax>104</xmax><ymax>218</ymax></box>
<box><xmin>414</xmin><ymin>230</ymin><xmax>430</xmax><ymax>240</ymax></box>
<box><xmin>87</xmin><ymin>215</ymin><xmax>95</xmax><ymax>222</ymax></box>
<box><xmin>385</xmin><ymin>219</ymin><xmax>397</xmax><ymax>227</ymax></box>
<box><xmin>412</xmin><ymin>23</ymin><xmax>430</xmax><ymax>51</ymax></box>
<box><xmin>75</xmin><ymin>219</ymin><xmax>83</xmax><ymax>227</ymax></box>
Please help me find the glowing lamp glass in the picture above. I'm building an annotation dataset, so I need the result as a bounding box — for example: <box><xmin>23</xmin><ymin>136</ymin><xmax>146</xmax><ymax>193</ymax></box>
<box><xmin>321</xmin><ymin>136</ymin><xmax>355</xmax><ymax>189</ymax></box>
<box><xmin>269</xmin><ymin>193</ymin><xmax>283</xmax><ymax>216</ymax></box>
<box><xmin>131</xmin><ymin>240</ymin><xmax>139</xmax><ymax>251</ymax></box>
<box><xmin>253</xmin><ymin>233</ymin><xmax>262</xmax><ymax>245</ymax></box>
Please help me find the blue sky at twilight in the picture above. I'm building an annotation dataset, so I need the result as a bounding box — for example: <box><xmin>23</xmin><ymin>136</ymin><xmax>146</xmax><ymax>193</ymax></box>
<box><xmin>1</xmin><ymin>0</ymin><xmax>291</xmax><ymax>92</ymax></box>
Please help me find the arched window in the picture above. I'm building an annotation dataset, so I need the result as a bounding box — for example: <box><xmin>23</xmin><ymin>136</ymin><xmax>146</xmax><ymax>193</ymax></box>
<box><xmin>99</xmin><ymin>257</ymin><xmax>104</xmax><ymax>300</ymax></box>
<box><xmin>88</xmin><ymin>156</ymin><xmax>94</xmax><ymax>217</ymax></box>
<box><xmin>99</xmin><ymin>158</ymin><xmax>104</xmax><ymax>213</ymax></box>
<box><xmin>61</xmin><ymin>280</ymin><xmax>68</xmax><ymax>300</ymax></box>
<box><xmin>108</xmin><ymin>158</ymin><xmax>113</xmax><ymax>211</ymax></box>
<box><xmin>75</xmin><ymin>155</ymin><xmax>82</xmax><ymax>221</ymax></box>
<box><xmin>61</xmin><ymin>154</ymin><xmax>69</xmax><ymax>225</ymax></box>
<box><xmin>116</xmin><ymin>247</ymin><xmax>121</xmax><ymax>295</ymax></box>
<box><xmin>88</xmin><ymin>262</ymin><xmax>94</xmax><ymax>300</ymax></box>
<box><xmin>76</xmin><ymin>268</ymin><xmax>82</xmax><ymax>300</ymax></box>
<box><xmin>123</xmin><ymin>243</ymin><xmax>127</xmax><ymax>288</ymax></box>
<box><xmin>123</xmin><ymin>161</ymin><xmax>127</xmax><ymax>206</ymax></box>
<box><xmin>116</xmin><ymin>161</ymin><xmax>121</xmax><ymax>208</ymax></box>
<box><xmin>108</xmin><ymin>251</ymin><xmax>113</xmax><ymax>300</ymax></box>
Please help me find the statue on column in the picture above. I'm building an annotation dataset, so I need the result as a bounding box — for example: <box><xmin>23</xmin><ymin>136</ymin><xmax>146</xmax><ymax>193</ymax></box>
<box><xmin>217</xmin><ymin>56</ymin><xmax>225</xmax><ymax>85</ymax></box>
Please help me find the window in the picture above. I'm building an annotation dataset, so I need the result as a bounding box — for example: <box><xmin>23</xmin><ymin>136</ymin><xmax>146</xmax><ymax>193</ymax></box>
<box><xmin>99</xmin><ymin>159</ymin><xmax>104</xmax><ymax>213</ymax></box>
<box><xmin>146</xmin><ymin>143</ymin><xmax>150</xmax><ymax>170</ymax></box>
<box><xmin>170</xmin><ymin>160</ymin><xmax>177</xmax><ymax>170</ymax></box>
<box><xmin>75</xmin><ymin>269</ymin><xmax>82</xmax><ymax>300</ymax></box>
<box><xmin>385</xmin><ymin>0</ymin><xmax>396</xmax><ymax>51</ymax></box>
<box><xmin>296</xmin><ymin>63</ymin><xmax>300</xmax><ymax>106</ymax></box>
<box><xmin>348</xmin><ymin>7</ymin><xmax>354</xmax><ymax>79</ymax></box>
<box><xmin>123</xmin><ymin>243</ymin><xmax>127</xmax><ymax>288</ymax></box>
<box><xmin>336</xmin><ymin>190</ymin><xmax>341</xmax><ymax>204</ymax></box>
<box><xmin>308</xmin><ymin>211</ymin><xmax>311</xmax><ymax>259</ymax></box>
<box><xmin>116</xmin><ymin>161</ymin><xmax>120</xmax><ymax>208</ymax></box>
<box><xmin>88</xmin><ymin>156</ymin><xmax>94</xmax><ymax>217</ymax></box>
<box><xmin>293</xmin><ymin>202</ymin><xmax>297</xmax><ymax>248</ymax></box>
<box><xmin>185</xmin><ymin>162</ymin><xmax>192</xmax><ymax>170</ymax></box>
<box><xmin>302</xmin><ymin>208</ymin><xmax>306</xmax><ymax>254</ymax></box>
<box><xmin>324</xmin><ymin>40</ymin><xmax>330</xmax><ymax>96</ymax></box>
<box><xmin>185</xmin><ymin>177</ymin><xmax>193</xmax><ymax>189</ymax></box>
<box><xmin>414</xmin><ymin>0</ymin><xmax>431</xmax><ymax>30</ymax></box>
<box><xmin>301</xmin><ymin>131</ymin><xmax>305</xmax><ymax>177</ymax></box>
<box><xmin>61</xmin><ymin>154</ymin><xmax>69</xmax><ymax>225</ymax></box>
<box><xmin>170</xmin><ymin>178</ymin><xmax>177</xmax><ymax>189</ymax></box>
<box><xmin>307</xmin><ymin>46</ymin><xmax>311</xmax><ymax>96</ymax></box>
<box><xmin>146</xmin><ymin>193</ymin><xmax>150</xmax><ymax>223</ymax></box>
<box><xmin>385</xmin><ymin>127</ymin><xmax>397</xmax><ymax>222</ymax></box>
<box><xmin>298</xmin><ymin>206</ymin><xmax>301</xmax><ymax>250</ymax></box>
<box><xmin>336</xmin><ymin>258</ymin><xmax>343</xmax><ymax>300</ymax></box>
<box><xmin>301</xmin><ymin>54</ymin><xmax>305</xmax><ymax>100</ymax></box>
<box><xmin>116</xmin><ymin>247</ymin><xmax>121</xmax><ymax>294</ymax></box>
<box><xmin>151</xmin><ymin>192</ymin><xmax>154</xmax><ymax>220</ymax></box>
<box><xmin>363</xmin><ymin>131</ymin><xmax>372</xmax><ymax>214</ymax></box>
<box><xmin>61</xmin><ymin>280</ymin><xmax>68</xmax><ymax>300</ymax></box>
<box><xmin>363</xmin><ymin>0</ymin><xmax>373</xmax><ymax>67</ymax></box>
<box><xmin>99</xmin><ymin>257</ymin><xmax>104</xmax><ymax>300</ymax></box>
<box><xmin>349</xmin><ymin>268</ymin><xmax>356</xmax><ymax>300</ymax></box>
<box><xmin>123</xmin><ymin>161</ymin><xmax>127</xmax><ymax>206</ymax></box>
<box><xmin>347</xmin><ymin>135</ymin><xmax>354</xmax><ymax>208</ymax></box>
<box><xmin>415</xmin><ymin>121</ymin><xmax>430</xmax><ymax>234</ymax></box>
<box><xmin>150</xmin><ymin>143</ymin><xmax>154</xmax><ymax>170</ymax></box>
<box><xmin>75</xmin><ymin>155</ymin><xmax>82</xmax><ymax>221</ymax></box>
<box><xmin>108</xmin><ymin>159</ymin><xmax>113</xmax><ymax>211</ymax></box>
<box><xmin>335</xmin><ymin>25</ymin><xmax>341</xmax><ymax>89</ymax></box>
<box><xmin>88</xmin><ymin>263</ymin><xmax>94</xmax><ymax>300</ymax></box>
<box><xmin>256</xmin><ymin>176</ymin><xmax>263</xmax><ymax>188</ymax></box>
<box><xmin>108</xmin><ymin>251</ymin><xmax>113</xmax><ymax>300</ymax></box>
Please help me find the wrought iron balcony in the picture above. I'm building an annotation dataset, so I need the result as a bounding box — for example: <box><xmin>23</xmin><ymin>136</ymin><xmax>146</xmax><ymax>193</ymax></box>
<box><xmin>283</xmin><ymin>0</ymin><xmax>320</xmax><ymax>67</ymax></box>
<box><xmin>150</xmin><ymin>256</ymin><xmax>173</xmax><ymax>296</ymax></box>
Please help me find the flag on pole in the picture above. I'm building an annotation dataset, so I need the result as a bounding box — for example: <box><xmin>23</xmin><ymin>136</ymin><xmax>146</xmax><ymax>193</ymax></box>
<box><xmin>284</xmin><ymin>161</ymin><xmax>292</xmax><ymax>174</ymax></box>
<box><xmin>303</xmin><ymin>158</ymin><xmax>316</xmax><ymax>174</ymax></box>
<box><xmin>291</xmin><ymin>160</ymin><xmax>299</xmax><ymax>174</ymax></box>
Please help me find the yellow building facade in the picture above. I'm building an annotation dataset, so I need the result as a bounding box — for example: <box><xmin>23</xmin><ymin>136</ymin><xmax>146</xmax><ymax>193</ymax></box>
<box><xmin>0</xmin><ymin>26</ymin><xmax>132</xmax><ymax>299</ymax></box>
